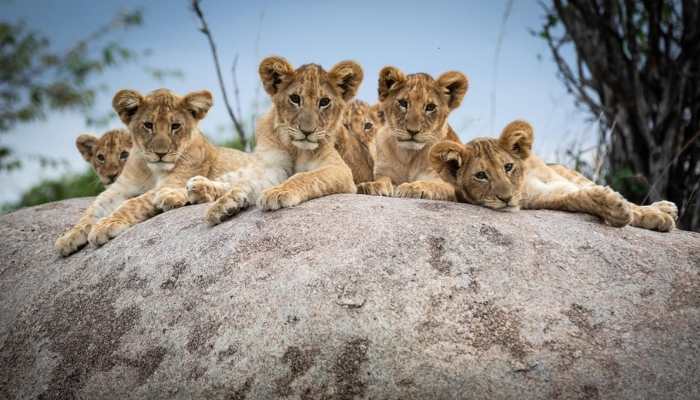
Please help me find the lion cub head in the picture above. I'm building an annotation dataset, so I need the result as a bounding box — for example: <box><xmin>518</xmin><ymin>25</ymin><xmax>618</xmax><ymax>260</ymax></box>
<box><xmin>430</xmin><ymin>120</ymin><xmax>534</xmax><ymax>210</ymax></box>
<box><xmin>112</xmin><ymin>88</ymin><xmax>213</xmax><ymax>172</ymax></box>
<box><xmin>259</xmin><ymin>56</ymin><xmax>363</xmax><ymax>150</ymax></box>
<box><xmin>76</xmin><ymin>129</ymin><xmax>132</xmax><ymax>185</ymax></box>
<box><xmin>343</xmin><ymin>100</ymin><xmax>383</xmax><ymax>144</ymax></box>
<box><xmin>378</xmin><ymin>66</ymin><xmax>468</xmax><ymax>151</ymax></box>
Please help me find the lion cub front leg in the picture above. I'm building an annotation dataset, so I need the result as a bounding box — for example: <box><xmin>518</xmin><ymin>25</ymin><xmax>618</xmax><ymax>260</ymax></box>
<box><xmin>357</xmin><ymin>175</ymin><xmax>394</xmax><ymax>196</ymax></box>
<box><xmin>186</xmin><ymin>176</ymin><xmax>230</xmax><ymax>204</ymax></box>
<box><xmin>527</xmin><ymin>185</ymin><xmax>632</xmax><ymax>227</ymax></box>
<box><xmin>55</xmin><ymin>219</ymin><xmax>92</xmax><ymax>257</ymax></box>
<box><xmin>88</xmin><ymin>191</ymin><xmax>158</xmax><ymax>246</ymax></box>
<box><xmin>395</xmin><ymin>179</ymin><xmax>456</xmax><ymax>201</ymax></box>
<box><xmin>55</xmin><ymin>188</ymin><xmax>130</xmax><ymax>256</ymax></box>
<box><xmin>206</xmin><ymin>185</ymin><xmax>252</xmax><ymax>225</ymax></box>
<box><xmin>628</xmin><ymin>201</ymin><xmax>678</xmax><ymax>232</ymax></box>
<box><xmin>154</xmin><ymin>187</ymin><xmax>189</xmax><ymax>211</ymax></box>
<box><xmin>259</xmin><ymin>164</ymin><xmax>356</xmax><ymax>211</ymax></box>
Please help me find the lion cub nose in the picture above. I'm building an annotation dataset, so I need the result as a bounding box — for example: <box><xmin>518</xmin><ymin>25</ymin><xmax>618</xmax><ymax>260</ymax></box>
<box><xmin>300</xmin><ymin>128</ymin><xmax>314</xmax><ymax>137</ymax></box>
<box><xmin>497</xmin><ymin>195</ymin><xmax>512</xmax><ymax>204</ymax></box>
<box><xmin>154</xmin><ymin>151</ymin><xmax>167</xmax><ymax>159</ymax></box>
<box><xmin>407</xmin><ymin>128</ymin><xmax>420</xmax><ymax>137</ymax></box>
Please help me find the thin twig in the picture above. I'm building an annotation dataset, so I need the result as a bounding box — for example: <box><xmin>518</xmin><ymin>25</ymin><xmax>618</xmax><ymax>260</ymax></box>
<box><xmin>642</xmin><ymin>129</ymin><xmax>700</xmax><ymax>204</ymax></box>
<box><xmin>231</xmin><ymin>54</ymin><xmax>243</xmax><ymax>124</ymax></box>
<box><xmin>191</xmin><ymin>0</ymin><xmax>247</xmax><ymax>147</ymax></box>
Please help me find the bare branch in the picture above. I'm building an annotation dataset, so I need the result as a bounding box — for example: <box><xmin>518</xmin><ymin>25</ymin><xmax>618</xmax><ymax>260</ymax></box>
<box><xmin>191</xmin><ymin>0</ymin><xmax>247</xmax><ymax>147</ymax></box>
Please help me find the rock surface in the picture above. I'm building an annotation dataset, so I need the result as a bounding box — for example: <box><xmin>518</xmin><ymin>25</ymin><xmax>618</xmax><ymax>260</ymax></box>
<box><xmin>0</xmin><ymin>195</ymin><xmax>699</xmax><ymax>399</ymax></box>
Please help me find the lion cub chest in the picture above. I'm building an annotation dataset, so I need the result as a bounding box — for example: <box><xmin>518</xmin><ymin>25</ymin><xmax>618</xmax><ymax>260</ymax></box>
<box><xmin>294</xmin><ymin>152</ymin><xmax>323</xmax><ymax>174</ymax></box>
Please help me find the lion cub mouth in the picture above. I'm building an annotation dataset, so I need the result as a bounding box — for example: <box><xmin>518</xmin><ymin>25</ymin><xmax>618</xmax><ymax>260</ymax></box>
<box><xmin>291</xmin><ymin>139</ymin><xmax>319</xmax><ymax>150</ymax></box>
<box><xmin>397</xmin><ymin>139</ymin><xmax>427</xmax><ymax>150</ymax></box>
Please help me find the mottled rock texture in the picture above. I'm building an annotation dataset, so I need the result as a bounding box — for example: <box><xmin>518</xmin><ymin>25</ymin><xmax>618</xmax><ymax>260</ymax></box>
<box><xmin>1</xmin><ymin>195</ymin><xmax>698</xmax><ymax>399</ymax></box>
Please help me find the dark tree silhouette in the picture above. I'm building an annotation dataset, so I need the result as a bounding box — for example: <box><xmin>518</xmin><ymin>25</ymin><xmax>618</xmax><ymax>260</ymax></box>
<box><xmin>539</xmin><ymin>0</ymin><xmax>700</xmax><ymax>231</ymax></box>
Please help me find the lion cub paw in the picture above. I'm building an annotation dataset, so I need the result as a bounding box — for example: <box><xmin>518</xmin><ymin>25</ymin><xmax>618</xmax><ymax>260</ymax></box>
<box><xmin>258</xmin><ymin>187</ymin><xmax>302</xmax><ymax>211</ymax></box>
<box><xmin>633</xmin><ymin>206</ymin><xmax>676</xmax><ymax>232</ymax></box>
<box><xmin>585</xmin><ymin>186</ymin><xmax>632</xmax><ymax>227</ymax></box>
<box><xmin>650</xmin><ymin>200</ymin><xmax>678</xmax><ymax>221</ymax></box>
<box><xmin>357</xmin><ymin>180</ymin><xmax>393</xmax><ymax>197</ymax></box>
<box><xmin>55</xmin><ymin>224</ymin><xmax>90</xmax><ymax>256</ymax></box>
<box><xmin>154</xmin><ymin>187</ymin><xmax>188</xmax><ymax>211</ymax></box>
<box><xmin>206</xmin><ymin>189</ymin><xmax>249</xmax><ymax>225</ymax></box>
<box><xmin>395</xmin><ymin>182</ymin><xmax>441</xmax><ymax>200</ymax></box>
<box><xmin>187</xmin><ymin>176</ymin><xmax>218</xmax><ymax>204</ymax></box>
<box><xmin>88</xmin><ymin>218</ymin><xmax>130</xmax><ymax>247</ymax></box>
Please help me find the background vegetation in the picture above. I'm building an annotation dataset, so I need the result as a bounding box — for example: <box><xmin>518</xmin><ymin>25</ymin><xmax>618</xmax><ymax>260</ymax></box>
<box><xmin>2</xmin><ymin>1</ymin><xmax>699</xmax><ymax>231</ymax></box>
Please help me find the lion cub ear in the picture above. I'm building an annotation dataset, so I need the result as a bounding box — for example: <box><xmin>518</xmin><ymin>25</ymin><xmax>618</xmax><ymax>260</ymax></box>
<box><xmin>182</xmin><ymin>90</ymin><xmax>213</xmax><ymax>120</ymax></box>
<box><xmin>436</xmin><ymin>71</ymin><xmax>469</xmax><ymax>110</ymax></box>
<box><xmin>112</xmin><ymin>90</ymin><xmax>143</xmax><ymax>125</ymax></box>
<box><xmin>378</xmin><ymin>66</ymin><xmax>406</xmax><ymax>101</ymax></box>
<box><xmin>429</xmin><ymin>140</ymin><xmax>468</xmax><ymax>185</ymax></box>
<box><xmin>259</xmin><ymin>56</ymin><xmax>294</xmax><ymax>96</ymax></box>
<box><xmin>499</xmin><ymin>120</ymin><xmax>534</xmax><ymax>159</ymax></box>
<box><xmin>76</xmin><ymin>134</ymin><xmax>98</xmax><ymax>161</ymax></box>
<box><xmin>329</xmin><ymin>61</ymin><xmax>364</xmax><ymax>101</ymax></box>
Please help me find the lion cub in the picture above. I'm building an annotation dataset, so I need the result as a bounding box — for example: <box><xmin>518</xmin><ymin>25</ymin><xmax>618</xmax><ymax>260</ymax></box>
<box><xmin>357</xmin><ymin>66</ymin><xmax>468</xmax><ymax>201</ymax></box>
<box><xmin>429</xmin><ymin>120</ymin><xmax>678</xmax><ymax>232</ymax></box>
<box><xmin>335</xmin><ymin>100</ymin><xmax>383</xmax><ymax>184</ymax></box>
<box><xmin>186</xmin><ymin>56</ymin><xmax>362</xmax><ymax>224</ymax></box>
<box><xmin>55</xmin><ymin>88</ymin><xmax>255</xmax><ymax>256</ymax></box>
<box><xmin>76</xmin><ymin>129</ymin><xmax>133</xmax><ymax>186</ymax></box>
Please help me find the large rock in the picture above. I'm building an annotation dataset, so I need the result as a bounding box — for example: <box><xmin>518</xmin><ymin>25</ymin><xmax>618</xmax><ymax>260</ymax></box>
<box><xmin>0</xmin><ymin>195</ymin><xmax>698</xmax><ymax>399</ymax></box>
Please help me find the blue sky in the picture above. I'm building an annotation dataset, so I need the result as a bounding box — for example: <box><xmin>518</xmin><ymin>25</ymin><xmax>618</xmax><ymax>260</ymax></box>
<box><xmin>1</xmin><ymin>0</ymin><xmax>591</xmax><ymax>203</ymax></box>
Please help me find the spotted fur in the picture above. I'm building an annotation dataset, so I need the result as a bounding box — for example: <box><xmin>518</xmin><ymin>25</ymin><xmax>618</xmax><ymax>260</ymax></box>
<box><xmin>335</xmin><ymin>100</ymin><xmax>383</xmax><ymax>184</ymax></box>
<box><xmin>357</xmin><ymin>66</ymin><xmax>468</xmax><ymax>200</ymax></box>
<box><xmin>192</xmin><ymin>56</ymin><xmax>361</xmax><ymax>225</ymax></box>
<box><xmin>430</xmin><ymin>120</ymin><xmax>678</xmax><ymax>232</ymax></box>
<box><xmin>76</xmin><ymin>129</ymin><xmax>133</xmax><ymax>186</ymax></box>
<box><xmin>55</xmin><ymin>88</ymin><xmax>255</xmax><ymax>256</ymax></box>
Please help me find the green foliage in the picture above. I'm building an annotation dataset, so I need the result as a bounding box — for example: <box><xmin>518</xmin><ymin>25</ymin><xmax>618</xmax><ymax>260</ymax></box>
<box><xmin>2</xmin><ymin>169</ymin><xmax>104</xmax><ymax>214</ymax></box>
<box><xmin>218</xmin><ymin>138</ymin><xmax>245</xmax><ymax>151</ymax></box>
<box><xmin>607</xmin><ymin>166</ymin><xmax>649</xmax><ymax>204</ymax></box>
<box><xmin>0</xmin><ymin>10</ymin><xmax>143</xmax><ymax>171</ymax></box>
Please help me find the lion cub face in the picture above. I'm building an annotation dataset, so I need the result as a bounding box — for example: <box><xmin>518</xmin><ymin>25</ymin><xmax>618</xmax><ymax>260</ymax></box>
<box><xmin>259</xmin><ymin>56</ymin><xmax>363</xmax><ymax>150</ymax></box>
<box><xmin>378</xmin><ymin>67</ymin><xmax>468</xmax><ymax>151</ymax></box>
<box><xmin>76</xmin><ymin>129</ymin><xmax>132</xmax><ymax>185</ymax></box>
<box><xmin>343</xmin><ymin>100</ymin><xmax>383</xmax><ymax>144</ymax></box>
<box><xmin>430</xmin><ymin>120</ymin><xmax>534</xmax><ymax>210</ymax></box>
<box><xmin>112</xmin><ymin>88</ymin><xmax>213</xmax><ymax>172</ymax></box>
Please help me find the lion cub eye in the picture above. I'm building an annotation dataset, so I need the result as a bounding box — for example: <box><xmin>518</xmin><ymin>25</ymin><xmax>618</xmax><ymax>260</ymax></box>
<box><xmin>398</xmin><ymin>99</ymin><xmax>408</xmax><ymax>109</ymax></box>
<box><xmin>143</xmin><ymin>121</ymin><xmax>153</xmax><ymax>130</ymax></box>
<box><xmin>289</xmin><ymin>94</ymin><xmax>301</xmax><ymax>106</ymax></box>
<box><xmin>171</xmin><ymin>123</ymin><xmax>181</xmax><ymax>131</ymax></box>
<box><xmin>475</xmin><ymin>171</ymin><xmax>488</xmax><ymax>180</ymax></box>
<box><xmin>364</xmin><ymin>122</ymin><xmax>373</xmax><ymax>131</ymax></box>
<box><xmin>425</xmin><ymin>103</ymin><xmax>437</xmax><ymax>112</ymax></box>
<box><xmin>120</xmin><ymin>151</ymin><xmax>129</xmax><ymax>161</ymax></box>
<box><xmin>97</xmin><ymin>154</ymin><xmax>105</xmax><ymax>163</ymax></box>
<box><xmin>319</xmin><ymin>97</ymin><xmax>331</xmax><ymax>108</ymax></box>
<box><xmin>504</xmin><ymin>163</ymin><xmax>514</xmax><ymax>172</ymax></box>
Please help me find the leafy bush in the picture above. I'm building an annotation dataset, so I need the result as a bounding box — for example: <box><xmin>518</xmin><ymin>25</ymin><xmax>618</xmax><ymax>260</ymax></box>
<box><xmin>1</xmin><ymin>169</ymin><xmax>104</xmax><ymax>213</ymax></box>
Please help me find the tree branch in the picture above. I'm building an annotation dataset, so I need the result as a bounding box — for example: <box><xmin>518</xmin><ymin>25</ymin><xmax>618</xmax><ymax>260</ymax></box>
<box><xmin>191</xmin><ymin>0</ymin><xmax>247</xmax><ymax>147</ymax></box>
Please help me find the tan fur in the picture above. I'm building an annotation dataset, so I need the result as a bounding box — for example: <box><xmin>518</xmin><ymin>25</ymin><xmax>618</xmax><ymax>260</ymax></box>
<box><xmin>335</xmin><ymin>100</ymin><xmax>382</xmax><ymax>184</ymax></box>
<box><xmin>357</xmin><ymin>66</ymin><xmax>468</xmax><ymax>200</ymax></box>
<box><xmin>430</xmin><ymin>120</ymin><xmax>678</xmax><ymax>232</ymax></box>
<box><xmin>76</xmin><ymin>129</ymin><xmax>133</xmax><ymax>185</ymax></box>
<box><xmin>189</xmin><ymin>56</ymin><xmax>360</xmax><ymax>225</ymax></box>
<box><xmin>55</xmin><ymin>88</ymin><xmax>254</xmax><ymax>256</ymax></box>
